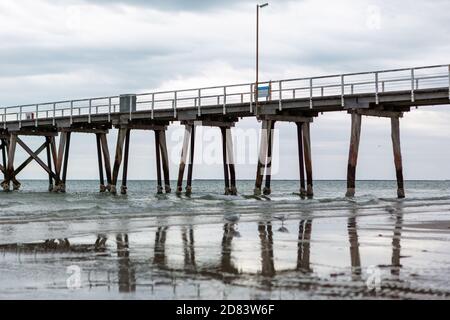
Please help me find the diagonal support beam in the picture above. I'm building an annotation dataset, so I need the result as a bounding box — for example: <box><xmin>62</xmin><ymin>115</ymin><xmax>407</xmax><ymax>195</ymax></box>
<box><xmin>16</xmin><ymin>137</ymin><xmax>58</xmax><ymax>181</ymax></box>
<box><xmin>13</xmin><ymin>142</ymin><xmax>47</xmax><ymax>177</ymax></box>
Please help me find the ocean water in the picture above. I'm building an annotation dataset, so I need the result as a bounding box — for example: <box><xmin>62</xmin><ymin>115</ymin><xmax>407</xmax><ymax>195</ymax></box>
<box><xmin>0</xmin><ymin>180</ymin><xmax>450</xmax><ymax>299</ymax></box>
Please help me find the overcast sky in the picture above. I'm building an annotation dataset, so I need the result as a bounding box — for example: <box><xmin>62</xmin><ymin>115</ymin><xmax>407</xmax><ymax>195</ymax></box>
<box><xmin>1</xmin><ymin>0</ymin><xmax>450</xmax><ymax>181</ymax></box>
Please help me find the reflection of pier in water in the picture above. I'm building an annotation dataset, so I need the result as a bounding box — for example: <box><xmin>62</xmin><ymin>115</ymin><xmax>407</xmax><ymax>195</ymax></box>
<box><xmin>0</xmin><ymin>212</ymin><xmax>407</xmax><ymax>295</ymax></box>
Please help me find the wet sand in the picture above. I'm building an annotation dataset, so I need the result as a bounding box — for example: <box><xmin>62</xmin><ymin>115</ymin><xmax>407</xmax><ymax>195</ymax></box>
<box><xmin>1</xmin><ymin>180</ymin><xmax>450</xmax><ymax>299</ymax></box>
<box><xmin>1</xmin><ymin>206</ymin><xmax>449</xmax><ymax>299</ymax></box>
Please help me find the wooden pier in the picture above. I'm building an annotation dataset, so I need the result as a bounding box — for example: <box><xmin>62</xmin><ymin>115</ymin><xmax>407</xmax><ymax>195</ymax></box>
<box><xmin>0</xmin><ymin>64</ymin><xmax>449</xmax><ymax>198</ymax></box>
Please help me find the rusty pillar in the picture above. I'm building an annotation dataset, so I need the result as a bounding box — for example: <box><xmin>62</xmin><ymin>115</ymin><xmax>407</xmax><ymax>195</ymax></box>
<box><xmin>221</xmin><ymin>127</ymin><xmax>230</xmax><ymax>195</ymax></box>
<box><xmin>99</xmin><ymin>133</ymin><xmax>112</xmax><ymax>191</ymax></box>
<box><xmin>345</xmin><ymin>113</ymin><xmax>362</xmax><ymax>197</ymax></box>
<box><xmin>263</xmin><ymin>120</ymin><xmax>275</xmax><ymax>195</ymax></box>
<box><xmin>296</xmin><ymin>122</ymin><xmax>306</xmax><ymax>197</ymax></box>
<box><xmin>111</xmin><ymin>128</ymin><xmax>128</xmax><ymax>194</ymax></box>
<box><xmin>159</xmin><ymin>130</ymin><xmax>171</xmax><ymax>193</ymax></box>
<box><xmin>154</xmin><ymin>130</ymin><xmax>163</xmax><ymax>194</ymax></box>
<box><xmin>61</xmin><ymin>131</ymin><xmax>71</xmax><ymax>193</ymax></box>
<box><xmin>2</xmin><ymin>134</ymin><xmax>17</xmax><ymax>191</ymax></box>
<box><xmin>176</xmin><ymin>125</ymin><xmax>192</xmax><ymax>195</ymax></box>
<box><xmin>225</xmin><ymin>127</ymin><xmax>237</xmax><ymax>195</ymax></box>
<box><xmin>302</xmin><ymin>122</ymin><xmax>313</xmax><ymax>198</ymax></box>
<box><xmin>96</xmin><ymin>134</ymin><xmax>106</xmax><ymax>192</ymax></box>
<box><xmin>391</xmin><ymin>117</ymin><xmax>405</xmax><ymax>198</ymax></box>
<box><xmin>186</xmin><ymin>125</ymin><xmax>196</xmax><ymax>195</ymax></box>
<box><xmin>1</xmin><ymin>139</ymin><xmax>7</xmax><ymax>180</ymax></box>
<box><xmin>254</xmin><ymin>120</ymin><xmax>269</xmax><ymax>196</ymax></box>
<box><xmin>46</xmin><ymin>137</ymin><xmax>54</xmax><ymax>192</ymax></box>
<box><xmin>120</xmin><ymin>129</ymin><xmax>131</xmax><ymax>195</ymax></box>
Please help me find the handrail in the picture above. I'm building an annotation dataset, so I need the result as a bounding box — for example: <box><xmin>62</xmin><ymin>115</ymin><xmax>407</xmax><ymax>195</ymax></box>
<box><xmin>0</xmin><ymin>64</ymin><xmax>449</xmax><ymax>125</ymax></box>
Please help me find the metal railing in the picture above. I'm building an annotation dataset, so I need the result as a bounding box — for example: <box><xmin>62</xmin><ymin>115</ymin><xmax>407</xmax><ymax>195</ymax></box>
<box><xmin>1</xmin><ymin>64</ymin><xmax>449</xmax><ymax>127</ymax></box>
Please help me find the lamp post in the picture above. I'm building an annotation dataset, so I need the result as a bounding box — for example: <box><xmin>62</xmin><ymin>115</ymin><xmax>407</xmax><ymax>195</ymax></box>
<box><xmin>255</xmin><ymin>3</ymin><xmax>268</xmax><ymax>113</ymax></box>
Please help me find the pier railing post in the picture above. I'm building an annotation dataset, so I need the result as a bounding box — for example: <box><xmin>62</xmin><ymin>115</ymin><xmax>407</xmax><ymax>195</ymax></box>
<box><xmin>391</xmin><ymin>116</ymin><xmax>405</xmax><ymax>198</ymax></box>
<box><xmin>346</xmin><ymin>112</ymin><xmax>362</xmax><ymax>197</ymax></box>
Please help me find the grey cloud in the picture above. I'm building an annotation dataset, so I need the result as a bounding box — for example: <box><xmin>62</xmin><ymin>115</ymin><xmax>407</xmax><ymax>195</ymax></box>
<box><xmin>78</xmin><ymin>0</ymin><xmax>282</xmax><ymax>12</ymax></box>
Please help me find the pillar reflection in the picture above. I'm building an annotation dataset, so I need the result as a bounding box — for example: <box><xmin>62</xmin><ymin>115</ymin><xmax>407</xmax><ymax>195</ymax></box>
<box><xmin>181</xmin><ymin>226</ymin><xmax>196</xmax><ymax>271</ymax></box>
<box><xmin>297</xmin><ymin>219</ymin><xmax>312</xmax><ymax>273</ymax></box>
<box><xmin>391</xmin><ymin>205</ymin><xmax>404</xmax><ymax>276</ymax></box>
<box><xmin>258</xmin><ymin>222</ymin><xmax>275</xmax><ymax>278</ymax></box>
<box><xmin>220</xmin><ymin>223</ymin><xmax>239</xmax><ymax>276</ymax></box>
<box><xmin>347</xmin><ymin>212</ymin><xmax>362</xmax><ymax>280</ymax></box>
<box><xmin>116</xmin><ymin>233</ymin><xmax>136</xmax><ymax>293</ymax></box>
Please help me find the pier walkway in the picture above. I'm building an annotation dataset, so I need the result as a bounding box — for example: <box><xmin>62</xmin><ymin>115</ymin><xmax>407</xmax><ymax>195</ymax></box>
<box><xmin>1</xmin><ymin>64</ymin><xmax>449</xmax><ymax>198</ymax></box>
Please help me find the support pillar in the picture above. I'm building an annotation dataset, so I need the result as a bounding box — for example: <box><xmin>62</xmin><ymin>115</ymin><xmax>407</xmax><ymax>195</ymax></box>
<box><xmin>60</xmin><ymin>132</ymin><xmax>71</xmax><ymax>193</ymax></box>
<box><xmin>263</xmin><ymin>120</ymin><xmax>275</xmax><ymax>195</ymax></box>
<box><xmin>154</xmin><ymin>130</ymin><xmax>163</xmax><ymax>194</ymax></box>
<box><xmin>1</xmin><ymin>139</ymin><xmax>7</xmax><ymax>181</ymax></box>
<box><xmin>176</xmin><ymin>125</ymin><xmax>192</xmax><ymax>195</ymax></box>
<box><xmin>254</xmin><ymin>120</ymin><xmax>269</xmax><ymax>195</ymax></box>
<box><xmin>296</xmin><ymin>123</ymin><xmax>306</xmax><ymax>197</ymax></box>
<box><xmin>100</xmin><ymin>133</ymin><xmax>113</xmax><ymax>191</ymax></box>
<box><xmin>391</xmin><ymin>117</ymin><xmax>405</xmax><ymax>198</ymax></box>
<box><xmin>111</xmin><ymin>128</ymin><xmax>128</xmax><ymax>194</ymax></box>
<box><xmin>2</xmin><ymin>134</ymin><xmax>17</xmax><ymax>191</ymax></box>
<box><xmin>225</xmin><ymin>127</ymin><xmax>237</xmax><ymax>195</ymax></box>
<box><xmin>96</xmin><ymin>134</ymin><xmax>106</xmax><ymax>192</ymax></box>
<box><xmin>302</xmin><ymin>122</ymin><xmax>313</xmax><ymax>197</ymax></box>
<box><xmin>159</xmin><ymin>130</ymin><xmax>171</xmax><ymax>193</ymax></box>
<box><xmin>120</xmin><ymin>129</ymin><xmax>131</xmax><ymax>195</ymax></box>
<box><xmin>48</xmin><ymin>136</ymin><xmax>62</xmax><ymax>191</ymax></box>
<box><xmin>51</xmin><ymin>132</ymin><xmax>67</xmax><ymax>192</ymax></box>
<box><xmin>45</xmin><ymin>137</ymin><xmax>54</xmax><ymax>192</ymax></box>
<box><xmin>186</xmin><ymin>125</ymin><xmax>196</xmax><ymax>195</ymax></box>
<box><xmin>345</xmin><ymin>113</ymin><xmax>362</xmax><ymax>197</ymax></box>
<box><xmin>221</xmin><ymin>127</ymin><xmax>231</xmax><ymax>195</ymax></box>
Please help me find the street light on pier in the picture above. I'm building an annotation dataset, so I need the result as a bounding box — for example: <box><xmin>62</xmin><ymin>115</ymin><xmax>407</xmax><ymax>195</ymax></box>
<box><xmin>255</xmin><ymin>2</ymin><xmax>269</xmax><ymax>114</ymax></box>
